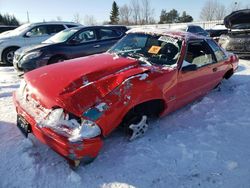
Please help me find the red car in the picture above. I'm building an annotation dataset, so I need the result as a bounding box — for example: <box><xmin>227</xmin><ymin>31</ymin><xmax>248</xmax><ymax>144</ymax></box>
<box><xmin>13</xmin><ymin>29</ymin><xmax>238</xmax><ymax>168</ymax></box>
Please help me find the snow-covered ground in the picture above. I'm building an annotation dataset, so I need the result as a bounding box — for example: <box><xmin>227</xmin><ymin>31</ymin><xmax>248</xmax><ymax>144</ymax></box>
<box><xmin>1</xmin><ymin>60</ymin><xmax>250</xmax><ymax>188</ymax></box>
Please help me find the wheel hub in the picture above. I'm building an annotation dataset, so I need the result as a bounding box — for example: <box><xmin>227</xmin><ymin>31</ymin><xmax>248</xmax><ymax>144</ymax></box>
<box><xmin>129</xmin><ymin>115</ymin><xmax>148</xmax><ymax>141</ymax></box>
<box><xmin>7</xmin><ymin>51</ymin><xmax>14</xmax><ymax>63</ymax></box>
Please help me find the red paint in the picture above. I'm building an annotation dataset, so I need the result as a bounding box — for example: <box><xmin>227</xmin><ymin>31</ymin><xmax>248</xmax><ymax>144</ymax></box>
<box><xmin>13</xmin><ymin>31</ymin><xmax>239</xmax><ymax>163</ymax></box>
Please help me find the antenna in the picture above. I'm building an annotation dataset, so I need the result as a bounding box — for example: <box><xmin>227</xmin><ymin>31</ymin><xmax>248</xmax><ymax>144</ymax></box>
<box><xmin>26</xmin><ymin>11</ymin><xmax>30</xmax><ymax>23</ymax></box>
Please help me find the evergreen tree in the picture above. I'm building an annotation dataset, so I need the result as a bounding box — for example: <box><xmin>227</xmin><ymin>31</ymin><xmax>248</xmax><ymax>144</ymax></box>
<box><xmin>178</xmin><ymin>11</ymin><xmax>193</xmax><ymax>23</ymax></box>
<box><xmin>110</xmin><ymin>1</ymin><xmax>119</xmax><ymax>24</ymax></box>
<box><xmin>0</xmin><ymin>13</ymin><xmax>19</xmax><ymax>25</ymax></box>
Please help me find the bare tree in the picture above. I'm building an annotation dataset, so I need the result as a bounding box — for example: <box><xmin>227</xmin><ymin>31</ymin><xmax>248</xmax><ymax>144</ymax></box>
<box><xmin>215</xmin><ymin>4</ymin><xmax>226</xmax><ymax>20</ymax></box>
<box><xmin>141</xmin><ymin>0</ymin><xmax>154</xmax><ymax>24</ymax></box>
<box><xmin>72</xmin><ymin>13</ymin><xmax>82</xmax><ymax>24</ymax></box>
<box><xmin>200</xmin><ymin>0</ymin><xmax>227</xmax><ymax>21</ymax></box>
<box><xmin>130</xmin><ymin>0</ymin><xmax>141</xmax><ymax>24</ymax></box>
<box><xmin>84</xmin><ymin>15</ymin><xmax>97</xmax><ymax>26</ymax></box>
<box><xmin>119</xmin><ymin>4</ymin><xmax>132</xmax><ymax>25</ymax></box>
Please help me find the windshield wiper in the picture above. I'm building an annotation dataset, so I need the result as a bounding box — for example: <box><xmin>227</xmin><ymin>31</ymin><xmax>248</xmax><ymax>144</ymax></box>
<box><xmin>127</xmin><ymin>52</ymin><xmax>152</xmax><ymax>66</ymax></box>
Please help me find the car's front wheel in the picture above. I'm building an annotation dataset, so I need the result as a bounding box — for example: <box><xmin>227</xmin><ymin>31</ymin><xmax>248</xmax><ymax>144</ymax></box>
<box><xmin>2</xmin><ymin>47</ymin><xmax>19</xmax><ymax>65</ymax></box>
<box><xmin>127</xmin><ymin>115</ymin><xmax>149</xmax><ymax>141</ymax></box>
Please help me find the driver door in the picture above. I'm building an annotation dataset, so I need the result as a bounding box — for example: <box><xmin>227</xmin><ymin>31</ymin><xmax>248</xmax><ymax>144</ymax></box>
<box><xmin>175</xmin><ymin>39</ymin><xmax>217</xmax><ymax>109</ymax></box>
<box><xmin>66</xmin><ymin>28</ymin><xmax>101</xmax><ymax>59</ymax></box>
<box><xmin>24</xmin><ymin>25</ymin><xmax>50</xmax><ymax>45</ymax></box>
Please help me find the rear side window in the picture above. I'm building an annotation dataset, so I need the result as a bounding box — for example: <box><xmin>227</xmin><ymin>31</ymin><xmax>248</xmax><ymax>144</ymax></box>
<box><xmin>207</xmin><ymin>39</ymin><xmax>227</xmax><ymax>62</ymax></box>
<box><xmin>47</xmin><ymin>24</ymin><xmax>65</xmax><ymax>34</ymax></box>
<box><xmin>99</xmin><ymin>28</ymin><xmax>121</xmax><ymax>40</ymax></box>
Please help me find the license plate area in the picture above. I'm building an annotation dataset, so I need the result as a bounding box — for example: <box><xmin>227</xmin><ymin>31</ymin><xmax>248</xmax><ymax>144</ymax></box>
<box><xmin>17</xmin><ymin>115</ymin><xmax>31</xmax><ymax>137</ymax></box>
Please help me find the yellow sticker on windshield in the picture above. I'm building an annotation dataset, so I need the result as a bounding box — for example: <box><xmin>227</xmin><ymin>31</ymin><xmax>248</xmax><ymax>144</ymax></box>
<box><xmin>148</xmin><ymin>46</ymin><xmax>161</xmax><ymax>54</ymax></box>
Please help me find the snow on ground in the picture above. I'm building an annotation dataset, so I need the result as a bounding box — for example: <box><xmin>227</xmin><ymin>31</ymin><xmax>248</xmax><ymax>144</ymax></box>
<box><xmin>1</xmin><ymin>60</ymin><xmax>250</xmax><ymax>188</ymax></box>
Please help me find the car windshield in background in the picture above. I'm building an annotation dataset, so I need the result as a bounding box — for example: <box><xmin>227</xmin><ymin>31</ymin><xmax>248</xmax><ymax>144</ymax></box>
<box><xmin>108</xmin><ymin>33</ymin><xmax>182</xmax><ymax>66</ymax></box>
<box><xmin>43</xmin><ymin>28</ymin><xmax>79</xmax><ymax>43</ymax></box>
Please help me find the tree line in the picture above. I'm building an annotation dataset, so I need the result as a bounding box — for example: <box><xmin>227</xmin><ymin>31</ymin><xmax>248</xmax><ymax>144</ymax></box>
<box><xmin>108</xmin><ymin>0</ymin><xmax>249</xmax><ymax>25</ymax></box>
<box><xmin>0</xmin><ymin>13</ymin><xmax>19</xmax><ymax>26</ymax></box>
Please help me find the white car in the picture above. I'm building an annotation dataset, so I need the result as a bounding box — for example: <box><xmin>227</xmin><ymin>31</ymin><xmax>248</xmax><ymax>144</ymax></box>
<box><xmin>0</xmin><ymin>22</ymin><xmax>80</xmax><ymax>65</ymax></box>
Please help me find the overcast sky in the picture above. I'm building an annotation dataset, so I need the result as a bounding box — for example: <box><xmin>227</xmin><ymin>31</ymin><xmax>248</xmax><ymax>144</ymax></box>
<box><xmin>1</xmin><ymin>0</ymin><xmax>250</xmax><ymax>24</ymax></box>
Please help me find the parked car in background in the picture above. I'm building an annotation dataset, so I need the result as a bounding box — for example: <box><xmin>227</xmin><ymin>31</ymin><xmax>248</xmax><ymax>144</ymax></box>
<box><xmin>170</xmin><ymin>24</ymin><xmax>209</xmax><ymax>36</ymax></box>
<box><xmin>0</xmin><ymin>21</ymin><xmax>80</xmax><ymax>65</ymax></box>
<box><xmin>13</xmin><ymin>25</ymin><xmax>127</xmax><ymax>73</ymax></box>
<box><xmin>206</xmin><ymin>24</ymin><xmax>228</xmax><ymax>41</ymax></box>
<box><xmin>13</xmin><ymin>28</ymin><xmax>238</xmax><ymax>168</ymax></box>
<box><xmin>0</xmin><ymin>25</ymin><xmax>18</xmax><ymax>34</ymax></box>
<box><xmin>218</xmin><ymin>9</ymin><xmax>250</xmax><ymax>58</ymax></box>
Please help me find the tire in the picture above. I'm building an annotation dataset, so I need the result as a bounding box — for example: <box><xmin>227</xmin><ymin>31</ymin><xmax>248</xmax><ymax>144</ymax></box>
<box><xmin>2</xmin><ymin>47</ymin><xmax>19</xmax><ymax>65</ymax></box>
<box><xmin>48</xmin><ymin>56</ymin><xmax>65</xmax><ymax>65</ymax></box>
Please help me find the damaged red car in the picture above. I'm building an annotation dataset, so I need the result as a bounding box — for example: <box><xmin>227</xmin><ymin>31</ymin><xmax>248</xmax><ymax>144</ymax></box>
<box><xmin>13</xmin><ymin>28</ymin><xmax>238</xmax><ymax>168</ymax></box>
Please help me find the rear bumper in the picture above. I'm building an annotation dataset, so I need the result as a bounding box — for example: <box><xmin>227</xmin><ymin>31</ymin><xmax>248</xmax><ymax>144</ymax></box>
<box><xmin>13</xmin><ymin>92</ymin><xmax>103</xmax><ymax>161</ymax></box>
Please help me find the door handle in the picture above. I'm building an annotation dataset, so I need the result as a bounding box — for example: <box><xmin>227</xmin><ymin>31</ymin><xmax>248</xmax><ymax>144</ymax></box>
<box><xmin>93</xmin><ymin>45</ymin><xmax>100</xmax><ymax>48</ymax></box>
<box><xmin>213</xmin><ymin>67</ymin><xmax>218</xmax><ymax>72</ymax></box>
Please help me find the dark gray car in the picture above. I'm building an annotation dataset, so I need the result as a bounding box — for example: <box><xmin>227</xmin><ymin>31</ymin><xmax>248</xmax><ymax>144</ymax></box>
<box><xmin>219</xmin><ymin>9</ymin><xmax>250</xmax><ymax>58</ymax></box>
<box><xmin>13</xmin><ymin>25</ymin><xmax>127</xmax><ymax>73</ymax></box>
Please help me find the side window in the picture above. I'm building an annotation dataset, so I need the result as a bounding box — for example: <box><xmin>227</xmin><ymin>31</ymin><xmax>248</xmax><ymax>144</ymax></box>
<box><xmin>100</xmin><ymin>28</ymin><xmax>121</xmax><ymax>40</ymax></box>
<box><xmin>47</xmin><ymin>25</ymin><xmax>65</xmax><ymax>34</ymax></box>
<box><xmin>187</xmin><ymin>26</ymin><xmax>197</xmax><ymax>33</ymax></box>
<box><xmin>28</xmin><ymin>25</ymin><xmax>48</xmax><ymax>36</ymax></box>
<box><xmin>72</xmin><ymin>29</ymin><xmax>97</xmax><ymax>43</ymax></box>
<box><xmin>207</xmin><ymin>39</ymin><xmax>227</xmax><ymax>62</ymax></box>
<box><xmin>184</xmin><ymin>40</ymin><xmax>215</xmax><ymax>68</ymax></box>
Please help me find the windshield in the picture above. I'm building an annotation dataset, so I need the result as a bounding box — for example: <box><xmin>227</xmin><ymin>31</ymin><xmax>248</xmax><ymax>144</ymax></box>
<box><xmin>43</xmin><ymin>28</ymin><xmax>79</xmax><ymax>43</ymax></box>
<box><xmin>108</xmin><ymin>33</ymin><xmax>182</xmax><ymax>66</ymax></box>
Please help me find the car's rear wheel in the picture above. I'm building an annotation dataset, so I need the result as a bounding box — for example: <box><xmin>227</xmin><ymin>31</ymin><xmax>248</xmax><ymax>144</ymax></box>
<box><xmin>2</xmin><ymin>47</ymin><xmax>19</xmax><ymax>65</ymax></box>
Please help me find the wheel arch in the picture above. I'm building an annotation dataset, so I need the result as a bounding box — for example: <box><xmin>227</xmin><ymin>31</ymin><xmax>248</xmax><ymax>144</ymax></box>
<box><xmin>1</xmin><ymin>46</ymin><xmax>20</xmax><ymax>61</ymax></box>
<box><xmin>48</xmin><ymin>54</ymin><xmax>68</xmax><ymax>65</ymax></box>
<box><xmin>120</xmin><ymin>98</ymin><xmax>166</xmax><ymax>127</ymax></box>
<box><xmin>223</xmin><ymin>68</ymin><xmax>234</xmax><ymax>80</ymax></box>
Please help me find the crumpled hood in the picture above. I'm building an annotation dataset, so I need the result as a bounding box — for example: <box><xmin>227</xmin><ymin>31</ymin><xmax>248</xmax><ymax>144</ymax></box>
<box><xmin>224</xmin><ymin>9</ymin><xmax>250</xmax><ymax>29</ymax></box>
<box><xmin>24</xmin><ymin>53</ymin><xmax>150</xmax><ymax>116</ymax></box>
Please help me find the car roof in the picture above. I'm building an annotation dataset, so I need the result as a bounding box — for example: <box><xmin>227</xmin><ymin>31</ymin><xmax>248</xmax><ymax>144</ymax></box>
<box><xmin>66</xmin><ymin>25</ymin><xmax>127</xmax><ymax>30</ymax></box>
<box><xmin>127</xmin><ymin>27</ymin><xmax>209</xmax><ymax>41</ymax></box>
<box><xmin>29</xmin><ymin>21</ymin><xmax>80</xmax><ymax>26</ymax></box>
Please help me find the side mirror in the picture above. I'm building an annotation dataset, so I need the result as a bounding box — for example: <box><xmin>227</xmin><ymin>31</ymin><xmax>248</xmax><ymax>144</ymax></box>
<box><xmin>68</xmin><ymin>38</ymin><xmax>80</xmax><ymax>45</ymax></box>
<box><xmin>25</xmin><ymin>31</ymin><xmax>33</xmax><ymax>37</ymax></box>
<box><xmin>182</xmin><ymin>64</ymin><xmax>197</xmax><ymax>72</ymax></box>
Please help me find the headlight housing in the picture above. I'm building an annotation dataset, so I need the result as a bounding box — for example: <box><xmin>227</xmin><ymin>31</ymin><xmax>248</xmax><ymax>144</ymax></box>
<box><xmin>22</xmin><ymin>51</ymin><xmax>42</xmax><ymax>61</ymax></box>
<box><xmin>39</xmin><ymin>108</ymin><xmax>101</xmax><ymax>142</ymax></box>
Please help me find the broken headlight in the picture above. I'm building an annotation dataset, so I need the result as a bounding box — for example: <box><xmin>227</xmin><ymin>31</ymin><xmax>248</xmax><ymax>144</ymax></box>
<box><xmin>41</xmin><ymin>108</ymin><xmax>101</xmax><ymax>142</ymax></box>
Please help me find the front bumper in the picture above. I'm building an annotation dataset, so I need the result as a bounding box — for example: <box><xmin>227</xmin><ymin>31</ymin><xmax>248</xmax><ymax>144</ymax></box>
<box><xmin>13</xmin><ymin>92</ymin><xmax>103</xmax><ymax>161</ymax></box>
<box><xmin>13</xmin><ymin>55</ymin><xmax>48</xmax><ymax>73</ymax></box>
